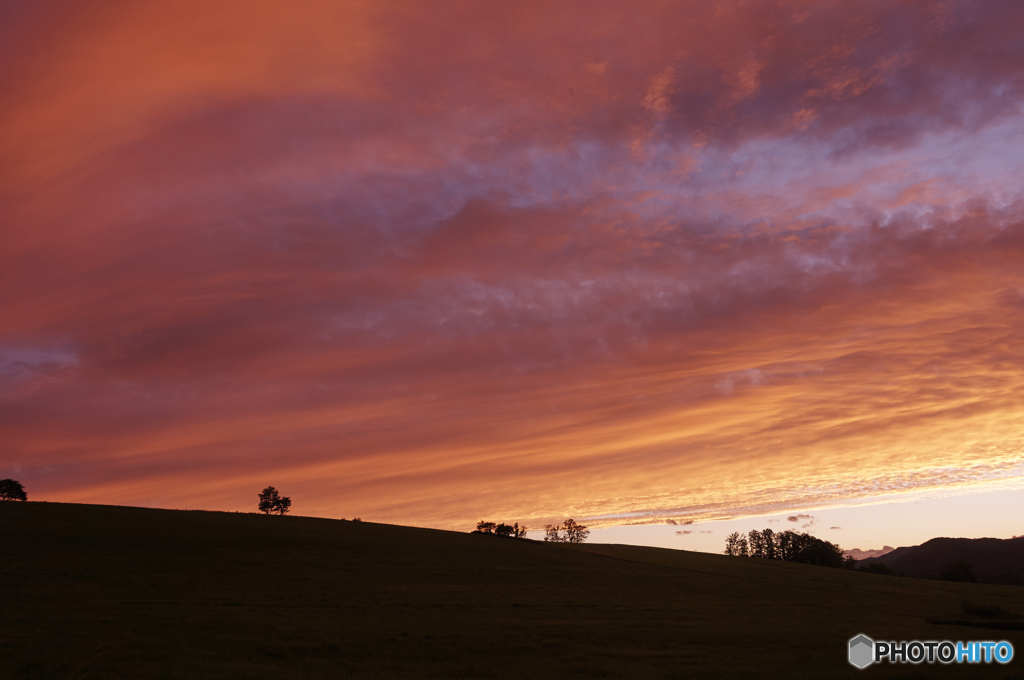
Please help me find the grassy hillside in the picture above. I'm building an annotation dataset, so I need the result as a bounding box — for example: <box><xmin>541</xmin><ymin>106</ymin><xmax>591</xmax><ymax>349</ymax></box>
<box><xmin>2</xmin><ymin>502</ymin><xmax>1022</xmax><ymax>679</ymax></box>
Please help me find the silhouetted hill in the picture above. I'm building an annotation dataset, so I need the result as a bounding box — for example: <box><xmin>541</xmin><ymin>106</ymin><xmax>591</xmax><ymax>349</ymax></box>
<box><xmin>3</xmin><ymin>502</ymin><xmax>1024</xmax><ymax>678</ymax></box>
<box><xmin>859</xmin><ymin>536</ymin><xmax>1024</xmax><ymax>585</ymax></box>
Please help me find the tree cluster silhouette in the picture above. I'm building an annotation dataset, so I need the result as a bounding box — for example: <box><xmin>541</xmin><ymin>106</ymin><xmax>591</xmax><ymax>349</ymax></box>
<box><xmin>0</xmin><ymin>479</ymin><xmax>26</xmax><ymax>502</ymax></box>
<box><xmin>725</xmin><ymin>528</ymin><xmax>849</xmax><ymax>568</ymax></box>
<box><xmin>257</xmin><ymin>486</ymin><xmax>292</xmax><ymax>515</ymax></box>
<box><xmin>544</xmin><ymin>518</ymin><xmax>589</xmax><ymax>543</ymax></box>
<box><xmin>473</xmin><ymin>520</ymin><xmax>528</xmax><ymax>538</ymax></box>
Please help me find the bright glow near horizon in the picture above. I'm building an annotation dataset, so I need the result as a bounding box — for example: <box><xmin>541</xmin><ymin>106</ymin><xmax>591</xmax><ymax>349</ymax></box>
<box><xmin>586</xmin><ymin>485</ymin><xmax>1024</xmax><ymax>554</ymax></box>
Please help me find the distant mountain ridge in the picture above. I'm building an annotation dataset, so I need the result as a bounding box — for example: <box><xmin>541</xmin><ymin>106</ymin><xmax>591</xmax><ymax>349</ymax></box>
<box><xmin>858</xmin><ymin>536</ymin><xmax>1024</xmax><ymax>585</ymax></box>
<box><xmin>844</xmin><ymin>546</ymin><xmax>895</xmax><ymax>561</ymax></box>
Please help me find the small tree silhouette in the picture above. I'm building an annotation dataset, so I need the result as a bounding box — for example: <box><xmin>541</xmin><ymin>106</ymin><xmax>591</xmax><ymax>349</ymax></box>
<box><xmin>776</xmin><ymin>530</ymin><xmax>798</xmax><ymax>560</ymax></box>
<box><xmin>476</xmin><ymin>521</ymin><xmax>496</xmax><ymax>534</ymax></box>
<box><xmin>258</xmin><ymin>486</ymin><xmax>278</xmax><ymax>515</ymax></box>
<box><xmin>563</xmin><ymin>518</ymin><xmax>589</xmax><ymax>543</ymax></box>
<box><xmin>761</xmin><ymin>528</ymin><xmax>777</xmax><ymax>560</ymax></box>
<box><xmin>274</xmin><ymin>495</ymin><xmax>292</xmax><ymax>516</ymax></box>
<box><xmin>0</xmin><ymin>479</ymin><xmax>26</xmax><ymax>502</ymax></box>
<box><xmin>257</xmin><ymin>486</ymin><xmax>292</xmax><ymax>516</ymax></box>
<box><xmin>545</xmin><ymin>518</ymin><xmax>588</xmax><ymax>543</ymax></box>
<box><xmin>736</xmin><ymin>533</ymin><xmax>749</xmax><ymax>557</ymax></box>
<box><xmin>747</xmin><ymin>529</ymin><xmax>766</xmax><ymax>558</ymax></box>
<box><xmin>724</xmin><ymin>532</ymin><xmax>749</xmax><ymax>557</ymax></box>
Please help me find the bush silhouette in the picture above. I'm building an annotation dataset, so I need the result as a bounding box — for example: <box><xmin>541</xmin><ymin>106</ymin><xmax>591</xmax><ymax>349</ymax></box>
<box><xmin>0</xmin><ymin>479</ymin><xmax>26</xmax><ymax>502</ymax></box>
<box><xmin>257</xmin><ymin>486</ymin><xmax>292</xmax><ymax>516</ymax></box>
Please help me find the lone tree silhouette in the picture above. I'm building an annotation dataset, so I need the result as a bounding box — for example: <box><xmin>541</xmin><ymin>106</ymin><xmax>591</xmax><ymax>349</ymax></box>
<box><xmin>257</xmin><ymin>486</ymin><xmax>292</xmax><ymax>516</ymax></box>
<box><xmin>0</xmin><ymin>479</ymin><xmax>26</xmax><ymax>501</ymax></box>
<box><xmin>544</xmin><ymin>518</ymin><xmax>589</xmax><ymax>543</ymax></box>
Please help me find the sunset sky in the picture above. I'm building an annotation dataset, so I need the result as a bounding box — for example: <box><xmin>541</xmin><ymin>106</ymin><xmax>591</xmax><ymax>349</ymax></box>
<box><xmin>3</xmin><ymin>1</ymin><xmax>1023</xmax><ymax>552</ymax></box>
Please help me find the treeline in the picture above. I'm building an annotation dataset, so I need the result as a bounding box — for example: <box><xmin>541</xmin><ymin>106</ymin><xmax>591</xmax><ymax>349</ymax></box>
<box><xmin>473</xmin><ymin>521</ymin><xmax>529</xmax><ymax>538</ymax></box>
<box><xmin>725</xmin><ymin>529</ymin><xmax>850</xmax><ymax>568</ymax></box>
<box><xmin>471</xmin><ymin>517</ymin><xmax>590</xmax><ymax>543</ymax></box>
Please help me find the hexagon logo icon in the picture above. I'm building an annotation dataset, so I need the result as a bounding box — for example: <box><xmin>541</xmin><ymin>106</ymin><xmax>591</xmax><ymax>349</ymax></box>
<box><xmin>848</xmin><ymin>634</ymin><xmax>875</xmax><ymax>669</ymax></box>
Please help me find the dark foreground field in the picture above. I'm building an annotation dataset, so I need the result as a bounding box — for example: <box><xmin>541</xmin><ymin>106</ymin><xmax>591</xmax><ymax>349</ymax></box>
<box><xmin>2</xmin><ymin>503</ymin><xmax>1022</xmax><ymax>679</ymax></box>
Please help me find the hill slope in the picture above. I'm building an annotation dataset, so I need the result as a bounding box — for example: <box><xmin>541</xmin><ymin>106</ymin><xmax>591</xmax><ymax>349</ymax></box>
<box><xmin>860</xmin><ymin>536</ymin><xmax>1024</xmax><ymax>584</ymax></box>
<box><xmin>2</xmin><ymin>502</ymin><xmax>1023</xmax><ymax>679</ymax></box>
